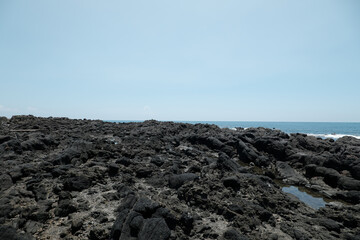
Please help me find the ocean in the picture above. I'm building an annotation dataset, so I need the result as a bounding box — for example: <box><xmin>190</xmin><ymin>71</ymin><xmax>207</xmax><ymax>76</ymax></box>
<box><xmin>109</xmin><ymin>121</ymin><xmax>360</xmax><ymax>140</ymax></box>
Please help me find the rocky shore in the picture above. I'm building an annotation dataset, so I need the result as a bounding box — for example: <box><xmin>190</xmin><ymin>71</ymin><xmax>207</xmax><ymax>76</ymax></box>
<box><xmin>0</xmin><ymin>116</ymin><xmax>359</xmax><ymax>240</ymax></box>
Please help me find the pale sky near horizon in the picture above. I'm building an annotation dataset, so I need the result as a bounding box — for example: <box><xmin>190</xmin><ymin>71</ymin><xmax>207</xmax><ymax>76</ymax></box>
<box><xmin>0</xmin><ymin>0</ymin><xmax>359</xmax><ymax>121</ymax></box>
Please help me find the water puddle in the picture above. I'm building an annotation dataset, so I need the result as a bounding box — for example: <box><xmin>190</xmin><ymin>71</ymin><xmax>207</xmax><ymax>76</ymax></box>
<box><xmin>236</xmin><ymin>159</ymin><xmax>336</xmax><ymax>210</ymax></box>
<box><xmin>282</xmin><ymin>186</ymin><xmax>326</xmax><ymax>209</ymax></box>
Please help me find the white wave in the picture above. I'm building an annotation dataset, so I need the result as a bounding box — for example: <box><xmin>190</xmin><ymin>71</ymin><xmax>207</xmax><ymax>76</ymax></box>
<box><xmin>307</xmin><ymin>133</ymin><xmax>360</xmax><ymax>140</ymax></box>
<box><xmin>228</xmin><ymin>127</ymin><xmax>249</xmax><ymax>131</ymax></box>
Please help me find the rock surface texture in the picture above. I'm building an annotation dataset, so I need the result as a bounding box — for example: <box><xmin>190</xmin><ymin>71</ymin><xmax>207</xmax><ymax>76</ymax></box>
<box><xmin>0</xmin><ymin>116</ymin><xmax>359</xmax><ymax>239</ymax></box>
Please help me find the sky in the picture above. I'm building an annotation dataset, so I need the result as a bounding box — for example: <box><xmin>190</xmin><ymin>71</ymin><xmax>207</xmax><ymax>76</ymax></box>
<box><xmin>0</xmin><ymin>0</ymin><xmax>359</xmax><ymax>122</ymax></box>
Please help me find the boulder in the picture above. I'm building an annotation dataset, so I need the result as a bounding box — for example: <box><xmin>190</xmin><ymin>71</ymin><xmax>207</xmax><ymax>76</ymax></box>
<box><xmin>133</xmin><ymin>198</ymin><xmax>160</xmax><ymax>217</ymax></box>
<box><xmin>217</xmin><ymin>153</ymin><xmax>241</xmax><ymax>172</ymax></box>
<box><xmin>276</xmin><ymin>161</ymin><xmax>307</xmax><ymax>185</ymax></box>
<box><xmin>110</xmin><ymin>196</ymin><xmax>173</xmax><ymax>240</ymax></box>
<box><xmin>63</xmin><ymin>175</ymin><xmax>92</xmax><ymax>191</ymax></box>
<box><xmin>138</xmin><ymin>218</ymin><xmax>170</xmax><ymax>240</ymax></box>
<box><xmin>337</xmin><ymin>176</ymin><xmax>360</xmax><ymax>191</ymax></box>
<box><xmin>169</xmin><ymin>173</ymin><xmax>198</xmax><ymax>189</ymax></box>
<box><xmin>151</xmin><ymin>156</ymin><xmax>165</xmax><ymax>167</ymax></box>
<box><xmin>317</xmin><ymin>218</ymin><xmax>342</xmax><ymax>233</ymax></box>
<box><xmin>0</xmin><ymin>225</ymin><xmax>35</xmax><ymax>240</ymax></box>
<box><xmin>54</xmin><ymin>199</ymin><xmax>77</xmax><ymax>217</ymax></box>
<box><xmin>223</xmin><ymin>228</ymin><xmax>249</xmax><ymax>240</ymax></box>
<box><xmin>223</xmin><ymin>176</ymin><xmax>241</xmax><ymax>191</ymax></box>
<box><xmin>0</xmin><ymin>135</ymin><xmax>11</xmax><ymax>144</ymax></box>
<box><xmin>0</xmin><ymin>174</ymin><xmax>13</xmax><ymax>192</ymax></box>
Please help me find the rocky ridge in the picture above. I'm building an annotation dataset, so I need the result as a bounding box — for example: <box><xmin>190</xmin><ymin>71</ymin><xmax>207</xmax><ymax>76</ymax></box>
<box><xmin>0</xmin><ymin>116</ymin><xmax>359</xmax><ymax>239</ymax></box>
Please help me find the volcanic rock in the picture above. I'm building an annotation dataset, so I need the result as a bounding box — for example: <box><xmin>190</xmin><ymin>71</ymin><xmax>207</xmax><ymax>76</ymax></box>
<box><xmin>0</xmin><ymin>116</ymin><xmax>359</xmax><ymax>239</ymax></box>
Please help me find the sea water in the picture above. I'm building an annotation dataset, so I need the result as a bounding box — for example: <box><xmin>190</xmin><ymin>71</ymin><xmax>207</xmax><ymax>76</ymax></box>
<box><xmin>110</xmin><ymin>121</ymin><xmax>360</xmax><ymax>140</ymax></box>
<box><xmin>282</xmin><ymin>186</ymin><xmax>326</xmax><ymax>209</ymax></box>
<box><xmin>181</xmin><ymin>121</ymin><xmax>360</xmax><ymax>139</ymax></box>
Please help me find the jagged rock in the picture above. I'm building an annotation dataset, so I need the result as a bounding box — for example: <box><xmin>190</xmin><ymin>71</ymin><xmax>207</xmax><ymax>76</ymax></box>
<box><xmin>276</xmin><ymin>161</ymin><xmax>307</xmax><ymax>185</ymax></box>
<box><xmin>71</xmin><ymin>217</ymin><xmax>83</xmax><ymax>233</ymax></box>
<box><xmin>135</xmin><ymin>168</ymin><xmax>153</xmax><ymax>178</ymax></box>
<box><xmin>223</xmin><ymin>176</ymin><xmax>241</xmax><ymax>191</ymax></box>
<box><xmin>0</xmin><ymin>174</ymin><xmax>13</xmax><ymax>192</ymax></box>
<box><xmin>63</xmin><ymin>175</ymin><xmax>92</xmax><ymax>191</ymax></box>
<box><xmin>168</xmin><ymin>173</ymin><xmax>198</xmax><ymax>189</ymax></box>
<box><xmin>1</xmin><ymin>116</ymin><xmax>360</xmax><ymax>240</ymax></box>
<box><xmin>180</xmin><ymin>212</ymin><xmax>194</xmax><ymax>235</ymax></box>
<box><xmin>150</xmin><ymin>156</ymin><xmax>165</xmax><ymax>167</ymax></box>
<box><xmin>110</xmin><ymin>196</ymin><xmax>172</xmax><ymax>240</ymax></box>
<box><xmin>21</xmin><ymin>138</ymin><xmax>46</xmax><ymax>151</ymax></box>
<box><xmin>217</xmin><ymin>152</ymin><xmax>242</xmax><ymax>172</ymax></box>
<box><xmin>0</xmin><ymin>135</ymin><xmax>11</xmax><ymax>144</ymax></box>
<box><xmin>54</xmin><ymin>199</ymin><xmax>77</xmax><ymax>217</ymax></box>
<box><xmin>138</xmin><ymin>218</ymin><xmax>170</xmax><ymax>240</ymax></box>
<box><xmin>317</xmin><ymin>218</ymin><xmax>342</xmax><ymax>233</ymax></box>
<box><xmin>337</xmin><ymin>176</ymin><xmax>360</xmax><ymax>190</ymax></box>
<box><xmin>0</xmin><ymin>225</ymin><xmax>35</xmax><ymax>240</ymax></box>
<box><xmin>108</xmin><ymin>163</ymin><xmax>119</xmax><ymax>176</ymax></box>
<box><xmin>223</xmin><ymin>228</ymin><xmax>249</xmax><ymax>240</ymax></box>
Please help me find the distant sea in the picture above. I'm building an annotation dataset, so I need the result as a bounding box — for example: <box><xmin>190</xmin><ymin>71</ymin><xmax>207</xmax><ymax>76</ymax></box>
<box><xmin>108</xmin><ymin>121</ymin><xmax>360</xmax><ymax>140</ymax></box>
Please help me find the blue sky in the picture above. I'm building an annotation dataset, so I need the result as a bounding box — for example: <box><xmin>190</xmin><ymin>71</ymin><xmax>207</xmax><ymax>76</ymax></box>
<box><xmin>0</xmin><ymin>0</ymin><xmax>359</xmax><ymax>121</ymax></box>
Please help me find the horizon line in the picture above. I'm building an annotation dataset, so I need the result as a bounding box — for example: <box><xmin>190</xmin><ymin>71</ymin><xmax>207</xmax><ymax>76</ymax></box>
<box><xmin>2</xmin><ymin>115</ymin><xmax>360</xmax><ymax>123</ymax></box>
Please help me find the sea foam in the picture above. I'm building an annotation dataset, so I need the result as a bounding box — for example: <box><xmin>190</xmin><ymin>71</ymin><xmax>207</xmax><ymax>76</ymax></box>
<box><xmin>307</xmin><ymin>133</ymin><xmax>360</xmax><ymax>140</ymax></box>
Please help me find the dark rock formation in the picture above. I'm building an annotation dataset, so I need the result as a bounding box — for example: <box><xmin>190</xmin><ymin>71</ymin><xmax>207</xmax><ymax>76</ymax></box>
<box><xmin>0</xmin><ymin>115</ymin><xmax>359</xmax><ymax>239</ymax></box>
